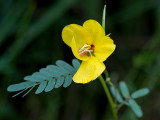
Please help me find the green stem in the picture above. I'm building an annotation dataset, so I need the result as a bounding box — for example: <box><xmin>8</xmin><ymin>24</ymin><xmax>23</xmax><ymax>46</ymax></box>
<box><xmin>98</xmin><ymin>75</ymin><xmax>118</xmax><ymax>120</ymax></box>
<box><xmin>116</xmin><ymin>97</ymin><xmax>131</xmax><ymax>112</ymax></box>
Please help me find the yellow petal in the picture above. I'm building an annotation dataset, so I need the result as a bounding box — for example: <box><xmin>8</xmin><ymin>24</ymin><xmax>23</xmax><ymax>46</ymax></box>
<box><xmin>73</xmin><ymin>57</ymin><xmax>105</xmax><ymax>84</ymax></box>
<box><xmin>71</xmin><ymin>37</ymin><xmax>89</xmax><ymax>61</ymax></box>
<box><xmin>62</xmin><ymin>24</ymin><xmax>92</xmax><ymax>48</ymax></box>
<box><xmin>94</xmin><ymin>36</ymin><xmax>116</xmax><ymax>62</ymax></box>
<box><xmin>83</xmin><ymin>20</ymin><xmax>105</xmax><ymax>43</ymax></box>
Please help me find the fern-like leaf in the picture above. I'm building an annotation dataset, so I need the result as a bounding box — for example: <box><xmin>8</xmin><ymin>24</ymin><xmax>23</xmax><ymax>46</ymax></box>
<box><xmin>7</xmin><ymin>59</ymin><xmax>80</xmax><ymax>97</ymax></box>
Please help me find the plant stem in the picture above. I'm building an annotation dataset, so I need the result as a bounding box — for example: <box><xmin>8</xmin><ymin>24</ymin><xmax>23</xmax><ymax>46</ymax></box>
<box><xmin>98</xmin><ymin>75</ymin><xmax>118</xmax><ymax>120</ymax></box>
<box><xmin>116</xmin><ymin>97</ymin><xmax>131</xmax><ymax>112</ymax></box>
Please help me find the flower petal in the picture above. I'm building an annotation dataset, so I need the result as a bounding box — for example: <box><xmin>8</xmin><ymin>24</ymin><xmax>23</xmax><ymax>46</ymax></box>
<box><xmin>62</xmin><ymin>24</ymin><xmax>92</xmax><ymax>47</ymax></box>
<box><xmin>94</xmin><ymin>36</ymin><xmax>116</xmax><ymax>62</ymax></box>
<box><xmin>71</xmin><ymin>37</ymin><xmax>89</xmax><ymax>61</ymax></box>
<box><xmin>83</xmin><ymin>20</ymin><xmax>105</xmax><ymax>43</ymax></box>
<box><xmin>73</xmin><ymin>57</ymin><xmax>105</xmax><ymax>84</ymax></box>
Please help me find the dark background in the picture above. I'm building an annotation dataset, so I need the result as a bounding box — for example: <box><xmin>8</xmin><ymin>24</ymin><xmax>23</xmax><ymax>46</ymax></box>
<box><xmin>0</xmin><ymin>0</ymin><xmax>160</xmax><ymax>120</ymax></box>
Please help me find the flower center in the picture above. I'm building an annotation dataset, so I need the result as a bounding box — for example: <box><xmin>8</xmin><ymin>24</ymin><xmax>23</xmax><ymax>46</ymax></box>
<box><xmin>78</xmin><ymin>44</ymin><xmax>95</xmax><ymax>56</ymax></box>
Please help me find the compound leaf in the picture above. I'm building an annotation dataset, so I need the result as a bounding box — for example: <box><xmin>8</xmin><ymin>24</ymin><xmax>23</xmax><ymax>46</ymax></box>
<box><xmin>7</xmin><ymin>59</ymin><xmax>80</xmax><ymax>97</ymax></box>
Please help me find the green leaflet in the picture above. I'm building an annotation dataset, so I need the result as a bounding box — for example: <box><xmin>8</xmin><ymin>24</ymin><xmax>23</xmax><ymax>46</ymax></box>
<box><xmin>7</xmin><ymin>81</ymin><xmax>36</xmax><ymax>92</ymax></box>
<box><xmin>24</xmin><ymin>76</ymin><xmax>44</xmax><ymax>82</ymax></box>
<box><xmin>119</xmin><ymin>81</ymin><xmax>130</xmax><ymax>98</ymax></box>
<box><xmin>35</xmin><ymin>81</ymin><xmax>47</xmax><ymax>94</ymax></box>
<box><xmin>110</xmin><ymin>86</ymin><xmax>123</xmax><ymax>103</ymax></box>
<box><xmin>45</xmin><ymin>79</ymin><xmax>56</xmax><ymax>92</ymax></box>
<box><xmin>46</xmin><ymin>65</ymin><xmax>63</xmax><ymax>76</ymax></box>
<box><xmin>40</xmin><ymin>68</ymin><xmax>58</xmax><ymax>77</ymax></box>
<box><xmin>63</xmin><ymin>75</ymin><xmax>72</xmax><ymax>88</ymax></box>
<box><xmin>55</xmin><ymin>77</ymin><xmax>64</xmax><ymax>88</ymax></box>
<box><xmin>7</xmin><ymin>59</ymin><xmax>81</xmax><ymax>97</ymax></box>
<box><xmin>72</xmin><ymin>59</ymin><xmax>80</xmax><ymax>71</ymax></box>
<box><xmin>131</xmin><ymin>88</ymin><xmax>149</xmax><ymax>99</ymax></box>
<box><xmin>32</xmin><ymin>72</ymin><xmax>52</xmax><ymax>80</ymax></box>
<box><xmin>129</xmin><ymin>99</ymin><xmax>143</xmax><ymax>117</ymax></box>
<box><xmin>56</xmin><ymin>60</ymin><xmax>75</xmax><ymax>74</ymax></box>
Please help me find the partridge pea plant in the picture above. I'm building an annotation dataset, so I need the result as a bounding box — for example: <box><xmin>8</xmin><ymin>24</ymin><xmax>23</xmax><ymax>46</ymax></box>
<box><xmin>7</xmin><ymin>5</ymin><xmax>149</xmax><ymax>120</ymax></box>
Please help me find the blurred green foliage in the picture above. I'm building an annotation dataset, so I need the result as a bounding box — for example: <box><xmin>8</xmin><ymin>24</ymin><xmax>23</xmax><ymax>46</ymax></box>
<box><xmin>0</xmin><ymin>0</ymin><xmax>160</xmax><ymax>120</ymax></box>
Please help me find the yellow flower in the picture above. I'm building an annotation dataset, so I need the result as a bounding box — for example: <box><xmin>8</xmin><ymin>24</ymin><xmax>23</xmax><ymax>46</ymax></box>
<box><xmin>62</xmin><ymin>20</ymin><xmax>116</xmax><ymax>84</ymax></box>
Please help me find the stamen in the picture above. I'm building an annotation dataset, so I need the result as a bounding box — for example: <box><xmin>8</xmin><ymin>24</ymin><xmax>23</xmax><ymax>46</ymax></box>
<box><xmin>78</xmin><ymin>44</ymin><xmax>94</xmax><ymax>56</ymax></box>
<box><xmin>78</xmin><ymin>44</ymin><xmax>91</xmax><ymax>52</ymax></box>
<box><xmin>79</xmin><ymin>49</ymin><xmax>93</xmax><ymax>55</ymax></box>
